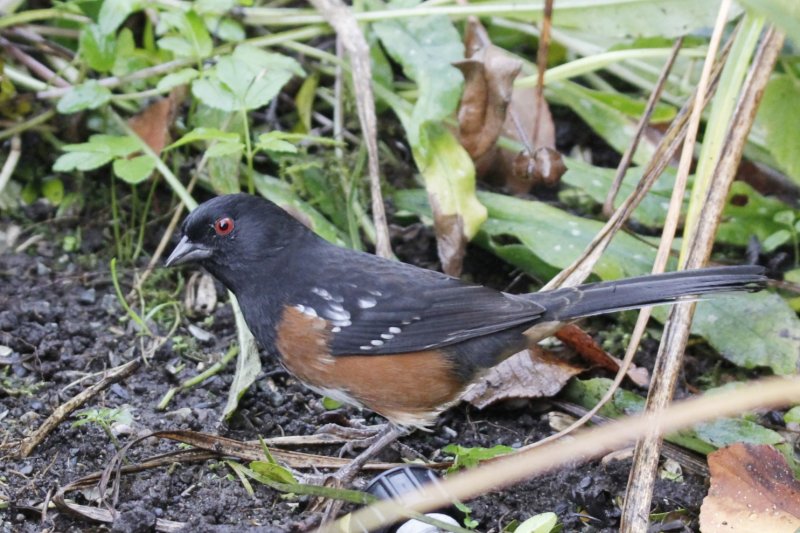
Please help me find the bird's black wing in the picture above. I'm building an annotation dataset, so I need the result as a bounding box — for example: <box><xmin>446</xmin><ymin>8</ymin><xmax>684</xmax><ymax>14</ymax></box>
<box><xmin>287</xmin><ymin>249</ymin><xmax>546</xmax><ymax>356</ymax></box>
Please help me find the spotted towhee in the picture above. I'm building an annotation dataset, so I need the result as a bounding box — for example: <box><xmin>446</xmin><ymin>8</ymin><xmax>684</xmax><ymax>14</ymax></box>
<box><xmin>166</xmin><ymin>194</ymin><xmax>765</xmax><ymax>428</ymax></box>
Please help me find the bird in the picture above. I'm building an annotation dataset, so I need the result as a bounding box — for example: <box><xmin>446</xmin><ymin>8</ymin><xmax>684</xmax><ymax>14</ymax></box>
<box><xmin>166</xmin><ymin>193</ymin><xmax>766</xmax><ymax>478</ymax></box>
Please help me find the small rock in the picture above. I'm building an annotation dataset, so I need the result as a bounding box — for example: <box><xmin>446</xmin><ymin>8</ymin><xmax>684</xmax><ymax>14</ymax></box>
<box><xmin>78</xmin><ymin>288</ymin><xmax>96</xmax><ymax>305</ymax></box>
<box><xmin>18</xmin><ymin>463</ymin><xmax>33</xmax><ymax>475</ymax></box>
<box><xmin>187</xmin><ymin>324</ymin><xmax>213</xmax><ymax>342</ymax></box>
<box><xmin>36</xmin><ymin>262</ymin><xmax>51</xmax><ymax>276</ymax></box>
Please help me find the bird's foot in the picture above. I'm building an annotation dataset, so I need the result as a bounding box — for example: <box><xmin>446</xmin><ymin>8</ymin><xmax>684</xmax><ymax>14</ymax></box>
<box><xmin>307</xmin><ymin>424</ymin><xmax>407</xmax><ymax>519</ymax></box>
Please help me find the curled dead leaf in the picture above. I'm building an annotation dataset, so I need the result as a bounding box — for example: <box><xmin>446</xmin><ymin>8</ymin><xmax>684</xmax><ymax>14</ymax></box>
<box><xmin>461</xmin><ymin>347</ymin><xmax>584</xmax><ymax>409</ymax></box>
<box><xmin>700</xmin><ymin>443</ymin><xmax>800</xmax><ymax>533</ymax></box>
<box><xmin>430</xmin><ymin>196</ymin><xmax>466</xmax><ymax>277</ymax></box>
<box><xmin>457</xmin><ymin>18</ymin><xmax>565</xmax><ymax>194</ymax></box>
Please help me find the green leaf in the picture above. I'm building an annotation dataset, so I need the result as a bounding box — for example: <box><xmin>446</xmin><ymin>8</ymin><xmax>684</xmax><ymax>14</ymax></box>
<box><xmin>564</xmin><ymin>378</ymin><xmax>784</xmax><ymax>456</ymax></box>
<box><xmin>223</xmin><ymin>297</ymin><xmax>261</xmax><ymax>419</ymax></box>
<box><xmin>156</xmin><ymin>68</ymin><xmax>199</xmax><ymax>92</ymax></box>
<box><xmin>80</xmin><ymin>24</ymin><xmax>117</xmax><ymax>73</ymax></box>
<box><xmin>692</xmin><ymin>291</ymin><xmax>800</xmax><ymax>375</ymax></box>
<box><xmin>166</xmin><ymin>127</ymin><xmax>241</xmax><ymax>150</ymax></box>
<box><xmin>56</xmin><ymin>81</ymin><xmax>112</xmax><ymax>114</ymax></box>
<box><xmin>774</xmin><ymin>210</ymin><xmax>796</xmax><ymax>226</ymax></box>
<box><xmin>442</xmin><ymin>444</ymin><xmax>513</xmax><ymax>472</ymax></box>
<box><xmin>249</xmin><ymin>460</ymin><xmax>298</xmax><ymax>485</ymax></box>
<box><xmin>560</xmin><ymin>157</ymin><xmax>680</xmax><ymax>228</ymax></box>
<box><xmin>762</xmin><ymin>229</ymin><xmax>792</xmax><ymax>252</ymax></box>
<box><xmin>294</xmin><ymin>73</ymin><xmax>318</xmax><ymax>134</ymax></box>
<box><xmin>208</xmin><ymin>152</ymin><xmax>242</xmax><ymax>194</ymax></box>
<box><xmin>113</xmin><ymin>155</ymin><xmax>157</xmax><ymax>184</ymax></box>
<box><xmin>737</xmin><ymin>0</ymin><xmax>800</xmax><ymax>46</ymax></box>
<box><xmin>718</xmin><ymin>182</ymin><xmax>795</xmax><ymax>246</ymax></box>
<box><xmin>784</xmin><ymin>406</ymin><xmax>800</xmax><ymax>425</ymax></box>
<box><xmin>53</xmin><ymin>151</ymin><xmax>115</xmax><ymax>172</ymax></box>
<box><xmin>98</xmin><ymin>0</ymin><xmax>142</xmax><ymax>34</ymax></box>
<box><xmin>372</xmin><ymin>0</ymin><xmax>464</xmax><ymax>143</ymax></box>
<box><xmin>208</xmin><ymin>17</ymin><xmax>246</xmax><ymax>42</ymax></box>
<box><xmin>414</xmin><ymin>123</ymin><xmax>487</xmax><ymax>242</ymax></box>
<box><xmin>156</xmin><ymin>11</ymin><xmax>213</xmax><ymax>59</ymax></box>
<box><xmin>256</xmin><ymin>132</ymin><xmax>298</xmax><ymax>154</ymax></box>
<box><xmin>515</xmin><ymin>512</ymin><xmax>558</xmax><ymax>533</ymax></box>
<box><xmin>548</xmin><ymin>81</ymin><xmax>656</xmax><ymax>165</ymax></box>
<box><xmin>192</xmin><ymin>45</ymin><xmax>303</xmax><ymax>112</ymax></box>
<box><xmin>585</xmin><ymin>90</ymin><xmax>676</xmax><ymax>123</ymax></box>
<box><xmin>53</xmin><ymin>135</ymin><xmax>140</xmax><ymax>172</ymax></box>
<box><xmin>757</xmin><ymin>73</ymin><xmax>800</xmax><ymax>184</ymax></box>
<box><xmin>206</xmin><ymin>141</ymin><xmax>245</xmax><ymax>158</ymax></box>
<box><xmin>524</xmin><ymin>0</ymin><xmax>741</xmax><ymax>39</ymax></box>
<box><xmin>321</xmin><ymin>397</ymin><xmax>343</xmax><ymax>410</ymax></box>
<box><xmin>41</xmin><ymin>178</ymin><xmax>64</xmax><ymax>205</ymax></box>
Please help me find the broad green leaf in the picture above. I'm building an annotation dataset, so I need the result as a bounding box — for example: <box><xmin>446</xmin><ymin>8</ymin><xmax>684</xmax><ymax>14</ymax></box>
<box><xmin>737</xmin><ymin>0</ymin><xmax>800</xmax><ymax>46</ymax></box>
<box><xmin>53</xmin><ymin>135</ymin><xmax>140</xmax><ymax>172</ymax></box>
<box><xmin>209</xmin><ymin>17</ymin><xmax>246</xmax><ymax>42</ymax></box>
<box><xmin>79</xmin><ymin>24</ymin><xmax>117</xmax><ymax>72</ymax></box>
<box><xmin>98</xmin><ymin>0</ymin><xmax>142</xmax><ymax>34</ymax></box>
<box><xmin>192</xmin><ymin>45</ymin><xmax>303</xmax><ymax>112</ymax></box>
<box><xmin>253</xmin><ymin>172</ymin><xmax>347</xmax><ymax>246</ymax></box>
<box><xmin>395</xmin><ymin>189</ymin><xmax>800</xmax><ymax>374</ymax></box>
<box><xmin>156</xmin><ymin>11</ymin><xmax>213</xmax><ymax>59</ymax></box>
<box><xmin>560</xmin><ymin>157</ymin><xmax>680</xmax><ymax>228</ymax></box>
<box><xmin>520</xmin><ymin>0</ymin><xmax>740</xmax><ymax>39</ymax></box>
<box><xmin>784</xmin><ymin>406</ymin><xmax>800</xmax><ymax>425</ymax></box>
<box><xmin>256</xmin><ymin>132</ymin><xmax>297</xmax><ymax>154</ymax></box>
<box><xmin>414</xmin><ymin>123</ymin><xmax>487</xmax><ymax>241</ymax></box>
<box><xmin>195</xmin><ymin>0</ymin><xmax>236</xmax><ymax>15</ymax></box>
<box><xmin>516</xmin><ymin>513</ymin><xmax>558</xmax><ymax>533</ymax></box>
<box><xmin>206</xmin><ymin>141</ymin><xmax>245</xmax><ymax>158</ymax></box>
<box><xmin>53</xmin><ymin>151</ymin><xmax>115</xmax><ymax>172</ymax></box>
<box><xmin>548</xmin><ymin>81</ymin><xmax>656</xmax><ymax>164</ymax></box>
<box><xmin>564</xmin><ymin>378</ymin><xmax>784</xmax><ymax>456</ymax></box>
<box><xmin>156</xmin><ymin>68</ymin><xmax>199</xmax><ymax>92</ymax></box>
<box><xmin>207</xmin><ymin>151</ymin><xmax>242</xmax><ymax>194</ymax></box>
<box><xmin>586</xmin><ymin>91</ymin><xmax>676</xmax><ymax>123</ymax></box>
<box><xmin>294</xmin><ymin>73</ymin><xmax>318</xmax><ymax>134</ymax></box>
<box><xmin>693</xmin><ymin>292</ymin><xmax>800</xmax><ymax>375</ymax></box>
<box><xmin>113</xmin><ymin>155</ymin><xmax>157</xmax><ymax>184</ymax></box>
<box><xmin>372</xmin><ymin>0</ymin><xmax>464</xmax><ymax>142</ymax></box>
<box><xmin>756</xmin><ymin>74</ymin><xmax>800</xmax><ymax>185</ymax></box>
<box><xmin>762</xmin><ymin>229</ymin><xmax>791</xmax><ymax>252</ymax></box>
<box><xmin>56</xmin><ymin>81</ymin><xmax>112</xmax><ymax>114</ymax></box>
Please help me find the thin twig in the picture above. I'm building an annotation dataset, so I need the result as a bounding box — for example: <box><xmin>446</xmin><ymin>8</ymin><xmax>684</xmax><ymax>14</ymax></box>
<box><xmin>0</xmin><ymin>134</ymin><xmax>21</xmax><ymax>196</ymax></box>
<box><xmin>602</xmin><ymin>37</ymin><xmax>683</xmax><ymax>218</ymax></box>
<box><xmin>337</xmin><ymin>375</ymin><xmax>800</xmax><ymax>532</ymax></box>
<box><xmin>0</xmin><ymin>37</ymin><xmax>70</xmax><ymax>87</ymax></box>
<box><xmin>14</xmin><ymin>360</ymin><xmax>140</xmax><ymax>458</ymax></box>
<box><xmin>530</xmin><ymin>0</ymin><xmax>553</xmax><ymax>148</ymax></box>
<box><xmin>307</xmin><ymin>0</ymin><xmax>393</xmax><ymax>259</ymax></box>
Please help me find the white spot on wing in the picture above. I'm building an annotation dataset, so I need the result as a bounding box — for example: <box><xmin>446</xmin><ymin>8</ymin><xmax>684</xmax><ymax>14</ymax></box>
<box><xmin>295</xmin><ymin>304</ymin><xmax>318</xmax><ymax>318</ymax></box>
<box><xmin>360</xmin><ymin>345</ymin><xmax>372</xmax><ymax>350</ymax></box>
<box><xmin>389</xmin><ymin>327</ymin><xmax>401</xmax><ymax>334</ymax></box>
<box><xmin>311</xmin><ymin>287</ymin><xmax>334</xmax><ymax>301</ymax></box>
<box><xmin>358</xmin><ymin>297</ymin><xmax>377</xmax><ymax>309</ymax></box>
<box><xmin>371</xmin><ymin>339</ymin><xmax>384</xmax><ymax>346</ymax></box>
<box><xmin>381</xmin><ymin>333</ymin><xmax>394</xmax><ymax>340</ymax></box>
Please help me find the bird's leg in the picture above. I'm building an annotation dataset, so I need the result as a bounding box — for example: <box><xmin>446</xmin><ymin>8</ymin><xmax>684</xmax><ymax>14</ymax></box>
<box><xmin>313</xmin><ymin>424</ymin><xmax>407</xmax><ymax>520</ymax></box>
<box><xmin>329</xmin><ymin>423</ymin><xmax>406</xmax><ymax>484</ymax></box>
<box><xmin>315</xmin><ymin>419</ymin><xmax>384</xmax><ymax>444</ymax></box>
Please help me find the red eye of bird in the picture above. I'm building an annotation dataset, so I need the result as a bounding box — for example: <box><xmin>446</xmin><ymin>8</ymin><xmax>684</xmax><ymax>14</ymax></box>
<box><xmin>214</xmin><ymin>217</ymin><xmax>234</xmax><ymax>236</ymax></box>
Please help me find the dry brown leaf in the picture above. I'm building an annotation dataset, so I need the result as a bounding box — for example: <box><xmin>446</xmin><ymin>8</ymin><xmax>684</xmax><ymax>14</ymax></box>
<box><xmin>556</xmin><ymin>324</ymin><xmax>649</xmax><ymax>387</ymax></box>
<box><xmin>456</xmin><ymin>18</ymin><xmax>565</xmax><ymax>194</ymax></box>
<box><xmin>183</xmin><ymin>272</ymin><xmax>217</xmax><ymax>317</ymax></box>
<box><xmin>430</xmin><ymin>196</ymin><xmax>466</xmax><ymax>277</ymax></box>
<box><xmin>461</xmin><ymin>347</ymin><xmax>584</xmax><ymax>409</ymax></box>
<box><xmin>127</xmin><ymin>88</ymin><xmax>185</xmax><ymax>155</ymax></box>
<box><xmin>700</xmin><ymin>443</ymin><xmax>800</xmax><ymax>533</ymax></box>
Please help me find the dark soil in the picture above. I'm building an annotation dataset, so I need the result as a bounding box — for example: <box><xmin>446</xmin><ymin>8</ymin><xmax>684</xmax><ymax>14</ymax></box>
<box><xmin>0</xmin><ymin>204</ymin><xmax>708</xmax><ymax>533</ymax></box>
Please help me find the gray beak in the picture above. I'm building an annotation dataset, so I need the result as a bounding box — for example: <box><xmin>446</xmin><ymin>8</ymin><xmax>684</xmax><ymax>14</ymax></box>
<box><xmin>165</xmin><ymin>236</ymin><xmax>213</xmax><ymax>267</ymax></box>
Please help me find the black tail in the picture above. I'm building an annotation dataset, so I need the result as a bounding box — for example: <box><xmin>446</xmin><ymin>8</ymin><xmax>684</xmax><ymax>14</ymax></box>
<box><xmin>533</xmin><ymin>265</ymin><xmax>767</xmax><ymax>321</ymax></box>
